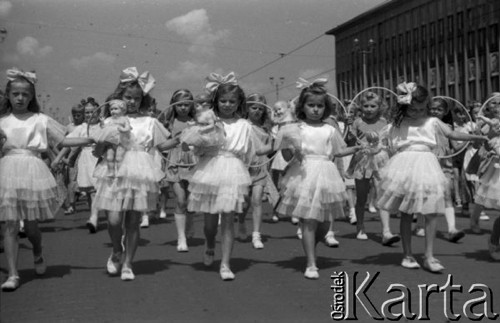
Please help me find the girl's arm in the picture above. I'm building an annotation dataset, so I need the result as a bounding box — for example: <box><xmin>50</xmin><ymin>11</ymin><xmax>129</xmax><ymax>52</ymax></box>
<box><xmin>445</xmin><ymin>130</ymin><xmax>487</xmax><ymax>142</ymax></box>
<box><xmin>157</xmin><ymin>136</ymin><xmax>181</xmax><ymax>152</ymax></box>
<box><xmin>50</xmin><ymin>147</ymin><xmax>70</xmax><ymax>170</ymax></box>
<box><xmin>59</xmin><ymin>137</ymin><xmax>95</xmax><ymax>148</ymax></box>
<box><xmin>334</xmin><ymin>145</ymin><xmax>364</xmax><ymax>158</ymax></box>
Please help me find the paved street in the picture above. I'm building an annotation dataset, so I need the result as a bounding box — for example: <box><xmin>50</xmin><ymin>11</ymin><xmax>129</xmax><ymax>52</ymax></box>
<box><xmin>1</xmin><ymin>198</ymin><xmax>499</xmax><ymax>323</ymax></box>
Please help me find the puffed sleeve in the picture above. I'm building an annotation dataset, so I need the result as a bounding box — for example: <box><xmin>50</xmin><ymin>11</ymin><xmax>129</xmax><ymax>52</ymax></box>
<box><xmin>330</xmin><ymin>126</ymin><xmax>347</xmax><ymax>153</ymax></box>
<box><xmin>47</xmin><ymin>115</ymin><xmax>67</xmax><ymax>149</ymax></box>
<box><xmin>151</xmin><ymin>118</ymin><xmax>172</xmax><ymax>148</ymax></box>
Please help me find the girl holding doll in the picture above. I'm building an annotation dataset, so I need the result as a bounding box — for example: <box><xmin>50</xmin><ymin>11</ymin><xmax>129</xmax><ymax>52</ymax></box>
<box><xmin>92</xmin><ymin>67</ymin><xmax>178</xmax><ymax>281</ymax></box>
<box><xmin>185</xmin><ymin>72</ymin><xmax>254</xmax><ymax>281</ymax></box>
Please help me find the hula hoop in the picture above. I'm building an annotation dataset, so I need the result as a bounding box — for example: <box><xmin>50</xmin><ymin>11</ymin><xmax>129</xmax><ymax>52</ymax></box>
<box><xmin>432</xmin><ymin>95</ymin><xmax>473</xmax><ymax>159</ymax></box>
<box><xmin>160</xmin><ymin>146</ymin><xmax>278</xmax><ymax>168</ymax></box>
<box><xmin>477</xmin><ymin>93</ymin><xmax>500</xmax><ymax>119</ymax></box>
<box><xmin>290</xmin><ymin>93</ymin><xmax>349</xmax><ymax>139</ymax></box>
<box><xmin>156</xmin><ymin>99</ymin><xmax>196</xmax><ymax>124</ymax></box>
<box><xmin>349</xmin><ymin>87</ymin><xmax>398</xmax><ymax>145</ymax></box>
<box><xmin>87</xmin><ymin>101</ymin><xmax>111</xmax><ymax>137</ymax></box>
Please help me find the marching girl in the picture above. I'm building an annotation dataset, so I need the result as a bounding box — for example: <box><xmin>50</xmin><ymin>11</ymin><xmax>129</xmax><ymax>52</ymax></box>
<box><xmin>92</xmin><ymin>67</ymin><xmax>179</xmax><ymax>281</ymax></box>
<box><xmin>0</xmin><ymin>68</ymin><xmax>93</xmax><ymax>291</ymax></box>
<box><xmin>346</xmin><ymin>91</ymin><xmax>400</xmax><ymax>245</ymax></box>
<box><xmin>469</xmin><ymin>93</ymin><xmax>500</xmax><ymax>260</ymax></box>
<box><xmin>161</xmin><ymin>89</ymin><xmax>197</xmax><ymax>252</ymax></box>
<box><xmin>426</xmin><ymin>97</ymin><xmax>466</xmax><ymax>243</ymax></box>
<box><xmin>52</xmin><ymin>98</ymin><xmax>102</xmax><ymax>233</ymax></box>
<box><xmin>269</xmin><ymin>100</ymin><xmax>297</xmax><ymax>223</ymax></box>
<box><xmin>62</xmin><ymin>102</ymin><xmax>86</xmax><ymax>215</ymax></box>
<box><xmin>376</xmin><ymin>82</ymin><xmax>486</xmax><ymax>272</ymax></box>
<box><xmin>238</xmin><ymin>93</ymin><xmax>273</xmax><ymax>249</ymax></box>
<box><xmin>186</xmin><ymin>72</ymin><xmax>254</xmax><ymax>281</ymax></box>
<box><xmin>275</xmin><ymin>79</ymin><xmax>362</xmax><ymax>279</ymax></box>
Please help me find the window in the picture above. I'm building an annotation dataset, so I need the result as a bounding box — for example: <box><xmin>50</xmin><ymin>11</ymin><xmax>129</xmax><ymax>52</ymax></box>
<box><xmin>457</xmin><ymin>12</ymin><xmax>463</xmax><ymax>35</ymax></box>
<box><xmin>490</xmin><ymin>24</ymin><xmax>499</xmax><ymax>51</ymax></box>
<box><xmin>447</xmin><ymin>15</ymin><xmax>454</xmax><ymax>35</ymax></box>
<box><xmin>430</xmin><ymin>22</ymin><xmax>436</xmax><ymax>43</ymax></box>
<box><xmin>438</xmin><ymin>19</ymin><xmax>444</xmax><ymax>41</ymax></box>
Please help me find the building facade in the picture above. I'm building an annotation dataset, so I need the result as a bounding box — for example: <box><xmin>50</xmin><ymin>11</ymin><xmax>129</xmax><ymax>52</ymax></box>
<box><xmin>326</xmin><ymin>0</ymin><xmax>500</xmax><ymax>106</ymax></box>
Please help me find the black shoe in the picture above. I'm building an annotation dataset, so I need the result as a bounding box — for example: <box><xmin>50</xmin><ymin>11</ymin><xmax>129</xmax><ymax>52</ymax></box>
<box><xmin>86</xmin><ymin>221</ymin><xmax>97</xmax><ymax>234</ymax></box>
<box><xmin>447</xmin><ymin>231</ymin><xmax>465</xmax><ymax>243</ymax></box>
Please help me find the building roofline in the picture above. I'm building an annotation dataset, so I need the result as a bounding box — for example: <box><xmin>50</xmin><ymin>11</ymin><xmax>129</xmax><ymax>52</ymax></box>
<box><xmin>325</xmin><ymin>0</ymin><xmax>396</xmax><ymax>36</ymax></box>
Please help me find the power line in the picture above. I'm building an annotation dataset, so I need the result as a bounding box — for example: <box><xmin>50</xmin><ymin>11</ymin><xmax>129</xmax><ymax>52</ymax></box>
<box><xmin>5</xmin><ymin>20</ymin><xmax>333</xmax><ymax>58</ymax></box>
<box><xmin>239</xmin><ymin>34</ymin><xmax>327</xmax><ymax>80</ymax></box>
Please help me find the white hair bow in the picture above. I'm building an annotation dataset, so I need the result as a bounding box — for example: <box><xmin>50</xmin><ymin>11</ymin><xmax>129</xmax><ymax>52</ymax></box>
<box><xmin>205</xmin><ymin>72</ymin><xmax>238</xmax><ymax>94</ymax></box>
<box><xmin>6</xmin><ymin>68</ymin><xmax>37</xmax><ymax>84</ymax></box>
<box><xmin>119</xmin><ymin>67</ymin><xmax>156</xmax><ymax>94</ymax></box>
<box><xmin>296</xmin><ymin>77</ymin><xmax>328</xmax><ymax>90</ymax></box>
<box><xmin>396</xmin><ymin>82</ymin><xmax>417</xmax><ymax>105</ymax></box>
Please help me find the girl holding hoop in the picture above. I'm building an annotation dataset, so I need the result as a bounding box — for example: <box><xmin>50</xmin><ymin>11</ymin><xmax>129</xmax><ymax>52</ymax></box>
<box><xmin>376</xmin><ymin>82</ymin><xmax>487</xmax><ymax>272</ymax></box>
<box><xmin>425</xmin><ymin>97</ymin><xmax>466</xmax><ymax>243</ymax></box>
<box><xmin>346</xmin><ymin>91</ymin><xmax>400</xmax><ymax>245</ymax></box>
<box><xmin>275</xmin><ymin>79</ymin><xmax>362</xmax><ymax>279</ymax></box>
<box><xmin>161</xmin><ymin>89</ymin><xmax>197</xmax><ymax>252</ymax></box>
<box><xmin>92</xmin><ymin>67</ymin><xmax>179</xmax><ymax>281</ymax></box>
<box><xmin>469</xmin><ymin>92</ymin><xmax>500</xmax><ymax>260</ymax></box>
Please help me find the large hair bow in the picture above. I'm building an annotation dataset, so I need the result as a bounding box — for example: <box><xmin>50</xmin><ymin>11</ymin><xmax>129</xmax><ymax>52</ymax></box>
<box><xmin>6</xmin><ymin>68</ymin><xmax>37</xmax><ymax>84</ymax></box>
<box><xmin>119</xmin><ymin>67</ymin><xmax>155</xmax><ymax>94</ymax></box>
<box><xmin>296</xmin><ymin>77</ymin><xmax>328</xmax><ymax>90</ymax></box>
<box><xmin>205</xmin><ymin>72</ymin><xmax>238</xmax><ymax>94</ymax></box>
<box><xmin>396</xmin><ymin>82</ymin><xmax>417</xmax><ymax>105</ymax></box>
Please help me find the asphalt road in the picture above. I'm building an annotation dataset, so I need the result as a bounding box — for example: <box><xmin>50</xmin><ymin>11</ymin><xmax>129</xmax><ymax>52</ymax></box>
<box><xmin>1</xmin><ymin>199</ymin><xmax>499</xmax><ymax>323</ymax></box>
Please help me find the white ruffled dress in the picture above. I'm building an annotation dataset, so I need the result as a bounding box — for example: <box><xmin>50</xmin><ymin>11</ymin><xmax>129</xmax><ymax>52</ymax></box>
<box><xmin>0</xmin><ymin>113</ymin><xmax>66</xmax><ymax>221</ymax></box>
<box><xmin>377</xmin><ymin>117</ymin><xmax>448</xmax><ymax>215</ymax></box>
<box><xmin>93</xmin><ymin>116</ymin><xmax>169</xmax><ymax>212</ymax></box>
<box><xmin>67</xmin><ymin>122</ymin><xmax>100</xmax><ymax>190</ymax></box>
<box><xmin>187</xmin><ymin>118</ymin><xmax>254</xmax><ymax>214</ymax></box>
<box><xmin>474</xmin><ymin>136</ymin><xmax>500</xmax><ymax>209</ymax></box>
<box><xmin>276</xmin><ymin>122</ymin><xmax>347</xmax><ymax>222</ymax></box>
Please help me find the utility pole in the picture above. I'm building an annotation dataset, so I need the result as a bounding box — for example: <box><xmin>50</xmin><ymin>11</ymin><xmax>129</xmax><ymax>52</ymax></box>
<box><xmin>269</xmin><ymin>76</ymin><xmax>285</xmax><ymax>101</ymax></box>
<box><xmin>353</xmin><ymin>38</ymin><xmax>375</xmax><ymax>88</ymax></box>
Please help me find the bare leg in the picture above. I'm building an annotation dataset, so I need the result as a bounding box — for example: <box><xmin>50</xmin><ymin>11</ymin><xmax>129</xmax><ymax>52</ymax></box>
<box><xmin>2</xmin><ymin>221</ymin><xmax>20</xmax><ymax>278</ymax></box>
<box><xmin>301</xmin><ymin>219</ymin><xmax>319</xmax><ymax>277</ymax></box>
<box><xmin>400</xmin><ymin>212</ymin><xmax>413</xmax><ymax>258</ymax></box>
<box><xmin>171</xmin><ymin>182</ymin><xmax>188</xmax><ymax>243</ymax></box>
<box><xmin>220</xmin><ymin>213</ymin><xmax>235</xmax><ymax>270</ymax></box>
<box><xmin>107</xmin><ymin>211</ymin><xmax>124</xmax><ymax>256</ymax></box>
<box><xmin>354</xmin><ymin>178</ymin><xmax>370</xmax><ymax>238</ymax></box>
<box><xmin>121</xmin><ymin>210</ymin><xmax>141</xmax><ymax>272</ymax></box>
<box><xmin>203</xmin><ymin>213</ymin><xmax>219</xmax><ymax>267</ymax></box>
<box><xmin>470</xmin><ymin>203</ymin><xmax>483</xmax><ymax>233</ymax></box>
<box><xmin>23</xmin><ymin>220</ymin><xmax>43</xmax><ymax>258</ymax></box>
<box><xmin>86</xmin><ymin>192</ymin><xmax>100</xmax><ymax>233</ymax></box>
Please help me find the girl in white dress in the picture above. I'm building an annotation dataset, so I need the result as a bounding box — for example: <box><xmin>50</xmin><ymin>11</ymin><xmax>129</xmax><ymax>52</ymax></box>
<box><xmin>377</xmin><ymin>82</ymin><xmax>486</xmax><ymax>272</ymax></box>
<box><xmin>92</xmin><ymin>67</ymin><xmax>178</xmax><ymax>281</ymax></box>
<box><xmin>186</xmin><ymin>72</ymin><xmax>254</xmax><ymax>281</ymax></box>
<box><xmin>275</xmin><ymin>80</ymin><xmax>362</xmax><ymax>279</ymax></box>
<box><xmin>0</xmin><ymin>68</ymin><xmax>93</xmax><ymax>291</ymax></box>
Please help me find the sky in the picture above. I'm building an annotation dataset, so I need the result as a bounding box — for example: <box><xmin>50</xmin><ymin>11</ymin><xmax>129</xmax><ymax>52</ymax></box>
<box><xmin>0</xmin><ymin>0</ymin><xmax>386</xmax><ymax>122</ymax></box>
